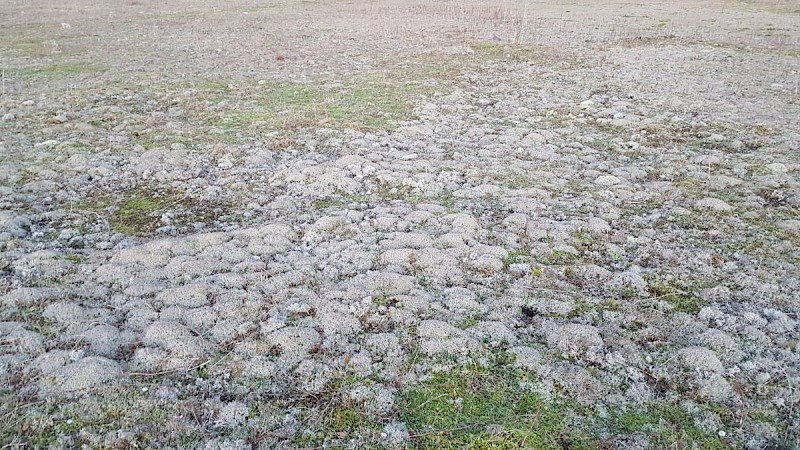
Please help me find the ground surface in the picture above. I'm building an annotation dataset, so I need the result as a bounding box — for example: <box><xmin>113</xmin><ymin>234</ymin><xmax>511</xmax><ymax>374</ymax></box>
<box><xmin>1</xmin><ymin>0</ymin><xmax>799</xmax><ymax>448</ymax></box>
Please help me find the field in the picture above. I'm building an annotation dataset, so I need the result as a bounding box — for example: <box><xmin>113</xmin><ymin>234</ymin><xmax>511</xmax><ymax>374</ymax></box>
<box><xmin>1</xmin><ymin>0</ymin><xmax>798</xmax><ymax>448</ymax></box>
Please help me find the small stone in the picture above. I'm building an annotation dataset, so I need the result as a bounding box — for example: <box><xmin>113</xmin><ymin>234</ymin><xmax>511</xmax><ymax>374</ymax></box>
<box><xmin>215</xmin><ymin>402</ymin><xmax>249</xmax><ymax>428</ymax></box>
<box><xmin>382</xmin><ymin>422</ymin><xmax>410</xmax><ymax>444</ymax></box>
<box><xmin>677</xmin><ymin>347</ymin><xmax>724</xmax><ymax>373</ymax></box>
<box><xmin>697</xmin><ymin>373</ymin><xmax>734</xmax><ymax>402</ymax></box>
<box><xmin>594</xmin><ymin>175</ymin><xmax>621</xmax><ymax>186</ymax></box>
<box><xmin>40</xmin><ymin>357</ymin><xmax>123</xmax><ymax>396</ymax></box>
<box><xmin>755</xmin><ymin>372</ymin><xmax>771</xmax><ymax>384</ymax></box>
<box><xmin>695</xmin><ymin>197</ymin><xmax>733</xmax><ymax>212</ymax></box>
<box><xmin>510</xmin><ymin>346</ymin><xmax>542</xmax><ymax>370</ymax></box>
<box><xmin>765</xmin><ymin>163</ymin><xmax>788</xmax><ymax>174</ymax></box>
<box><xmin>545</xmin><ymin>323</ymin><xmax>604</xmax><ymax>355</ymax></box>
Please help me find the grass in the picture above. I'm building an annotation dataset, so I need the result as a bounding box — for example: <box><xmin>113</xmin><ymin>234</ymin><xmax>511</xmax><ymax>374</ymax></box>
<box><xmin>0</xmin><ymin>387</ymin><xmax>161</xmax><ymax>448</ymax></box>
<box><xmin>210</xmin><ymin>76</ymin><xmax>425</xmax><ymax>132</ymax></box>
<box><xmin>503</xmin><ymin>249</ymin><xmax>532</xmax><ymax>266</ymax></box>
<box><xmin>18</xmin><ymin>62</ymin><xmax>106</xmax><ymax>78</ymax></box>
<box><xmin>469</xmin><ymin>42</ymin><xmax>541</xmax><ymax>63</ymax></box>
<box><xmin>607</xmin><ymin>402</ymin><xmax>729</xmax><ymax>450</ymax></box>
<box><xmin>434</xmin><ymin>188</ymin><xmax>457</xmax><ymax>209</ymax></box>
<box><xmin>291</xmin><ymin>375</ymin><xmax>385</xmax><ymax>447</ymax></box>
<box><xmin>397</xmin><ymin>353</ymin><xmax>740</xmax><ymax>450</ymax></box>
<box><xmin>398</xmin><ymin>354</ymin><xmax>599</xmax><ymax>449</ymax></box>
<box><xmin>645</xmin><ymin>278</ymin><xmax>707</xmax><ymax>314</ymax></box>
<box><xmin>536</xmin><ymin>249</ymin><xmax>578</xmax><ymax>266</ymax></box>
<box><xmin>79</xmin><ymin>187</ymin><xmax>234</xmax><ymax>237</ymax></box>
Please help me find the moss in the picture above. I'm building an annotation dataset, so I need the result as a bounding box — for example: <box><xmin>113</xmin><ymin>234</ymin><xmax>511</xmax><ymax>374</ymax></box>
<box><xmin>608</xmin><ymin>402</ymin><xmax>728</xmax><ymax>449</ymax></box>
<box><xmin>469</xmin><ymin>43</ymin><xmax>541</xmax><ymax>62</ymax></box>
<box><xmin>434</xmin><ymin>188</ymin><xmax>457</xmax><ymax>209</ymax></box>
<box><xmin>19</xmin><ymin>62</ymin><xmax>106</xmax><ymax>78</ymax></box>
<box><xmin>503</xmin><ymin>249</ymin><xmax>532</xmax><ymax>267</ymax></box>
<box><xmin>62</xmin><ymin>253</ymin><xmax>88</xmax><ymax>264</ymax></box>
<box><xmin>645</xmin><ymin>278</ymin><xmax>706</xmax><ymax>314</ymax></box>
<box><xmin>398</xmin><ymin>354</ymin><xmax>600</xmax><ymax>449</ymax></box>
<box><xmin>372</xmin><ymin>294</ymin><xmax>399</xmax><ymax>307</ymax></box>
<box><xmin>80</xmin><ymin>187</ymin><xmax>234</xmax><ymax>237</ymax></box>
<box><xmin>536</xmin><ymin>249</ymin><xmax>577</xmax><ymax>266</ymax></box>
<box><xmin>327</xmin><ymin>407</ymin><xmax>364</xmax><ymax>434</ymax></box>
<box><xmin>212</xmin><ymin>76</ymin><xmax>422</xmax><ymax>132</ymax></box>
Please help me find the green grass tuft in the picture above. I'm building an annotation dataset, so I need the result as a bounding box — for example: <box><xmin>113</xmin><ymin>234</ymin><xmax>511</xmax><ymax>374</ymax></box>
<box><xmin>398</xmin><ymin>355</ymin><xmax>599</xmax><ymax>449</ymax></box>
<box><xmin>609</xmin><ymin>402</ymin><xmax>729</xmax><ymax>449</ymax></box>
<box><xmin>19</xmin><ymin>62</ymin><xmax>106</xmax><ymax>77</ymax></box>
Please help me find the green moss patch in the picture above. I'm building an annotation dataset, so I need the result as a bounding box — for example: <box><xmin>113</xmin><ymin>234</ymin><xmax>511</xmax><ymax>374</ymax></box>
<box><xmin>608</xmin><ymin>402</ymin><xmax>729</xmax><ymax>450</ymax></box>
<box><xmin>210</xmin><ymin>77</ymin><xmax>425</xmax><ymax>132</ymax></box>
<box><xmin>80</xmin><ymin>187</ymin><xmax>235</xmax><ymax>237</ymax></box>
<box><xmin>19</xmin><ymin>62</ymin><xmax>106</xmax><ymax>78</ymax></box>
<box><xmin>398</xmin><ymin>355</ymin><xmax>599</xmax><ymax>449</ymax></box>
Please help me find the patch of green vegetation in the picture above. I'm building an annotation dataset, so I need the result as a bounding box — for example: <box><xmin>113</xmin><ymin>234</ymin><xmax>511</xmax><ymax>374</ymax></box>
<box><xmin>608</xmin><ymin>402</ymin><xmax>728</xmax><ymax>449</ymax></box>
<box><xmin>80</xmin><ymin>187</ymin><xmax>233</xmax><ymax>237</ymax></box>
<box><xmin>567</xmin><ymin>298</ymin><xmax>621</xmax><ymax>320</ymax></box>
<box><xmin>455</xmin><ymin>317</ymin><xmax>479</xmax><ymax>329</ymax></box>
<box><xmin>433</xmin><ymin>188</ymin><xmax>456</xmax><ymax>209</ymax></box>
<box><xmin>291</xmin><ymin>375</ymin><xmax>384</xmax><ymax>446</ymax></box>
<box><xmin>503</xmin><ymin>173</ymin><xmax>536</xmax><ymax>189</ymax></box>
<box><xmin>110</xmin><ymin>196</ymin><xmax>167</xmax><ymax>236</ymax></box>
<box><xmin>398</xmin><ymin>354</ymin><xmax>599</xmax><ymax>449</ymax></box>
<box><xmin>372</xmin><ymin>294</ymin><xmax>398</xmax><ymax>307</ymax></box>
<box><xmin>503</xmin><ymin>249</ymin><xmax>532</xmax><ymax>266</ymax></box>
<box><xmin>313</xmin><ymin>198</ymin><xmax>346</xmax><ymax>210</ymax></box>
<box><xmin>213</xmin><ymin>77</ymin><xmax>424</xmax><ymax>132</ymax></box>
<box><xmin>571</xmin><ymin>232</ymin><xmax>601</xmax><ymax>254</ymax></box>
<box><xmin>469</xmin><ymin>42</ymin><xmax>540</xmax><ymax>62</ymax></box>
<box><xmin>645</xmin><ymin>277</ymin><xmax>706</xmax><ymax>314</ymax></box>
<box><xmin>327</xmin><ymin>406</ymin><xmax>365</xmax><ymax>434</ymax></box>
<box><xmin>62</xmin><ymin>253</ymin><xmax>88</xmax><ymax>264</ymax></box>
<box><xmin>16</xmin><ymin>168</ymin><xmax>38</xmax><ymax>185</ymax></box>
<box><xmin>3</xmin><ymin>38</ymin><xmax>50</xmax><ymax>57</ymax></box>
<box><xmin>536</xmin><ymin>249</ymin><xmax>578</xmax><ymax>266</ymax></box>
<box><xmin>374</xmin><ymin>182</ymin><xmax>425</xmax><ymax>203</ymax></box>
<box><xmin>19</xmin><ymin>62</ymin><xmax>106</xmax><ymax>78</ymax></box>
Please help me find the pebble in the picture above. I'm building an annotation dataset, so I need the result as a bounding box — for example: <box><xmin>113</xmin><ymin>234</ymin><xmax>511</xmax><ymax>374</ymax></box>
<box><xmin>594</xmin><ymin>175</ymin><xmax>622</xmax><ymax>186</ymax></box>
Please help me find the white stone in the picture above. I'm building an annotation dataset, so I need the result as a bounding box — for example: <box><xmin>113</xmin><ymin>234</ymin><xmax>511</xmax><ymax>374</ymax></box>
<box><xmin>594</xmin><ymin>175</ymin><xmax>621</xmax><ymax>186</ymax></box>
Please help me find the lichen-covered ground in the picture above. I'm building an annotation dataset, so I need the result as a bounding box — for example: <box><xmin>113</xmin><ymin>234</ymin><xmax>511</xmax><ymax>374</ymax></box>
<box><xmin>1</xmin><ymin>0</ymin><xmax>798</xmax><ymax>448</ymax></box>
